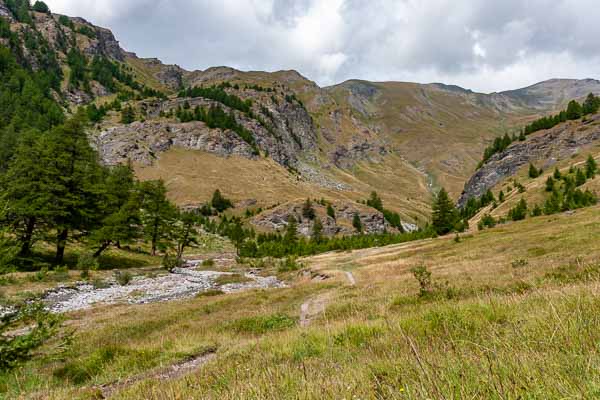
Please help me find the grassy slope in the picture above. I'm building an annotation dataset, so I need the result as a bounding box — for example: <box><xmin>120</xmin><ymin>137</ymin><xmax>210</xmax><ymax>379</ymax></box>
<box><xmin>4</xmin><ymin>206</ymin><xmax>600</xmax><ymax>398</ymax></box>
<box><xmin>134</xmin><ymin>148</ymin><xmax>431</xmax><ymax>224</ymax></box>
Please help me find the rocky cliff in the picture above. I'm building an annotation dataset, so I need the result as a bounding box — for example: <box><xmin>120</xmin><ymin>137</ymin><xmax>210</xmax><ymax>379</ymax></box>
<box><xmin>458</xmin><ymin>113</ymin><xmax>600</xmax><ymax>207</ymax></box>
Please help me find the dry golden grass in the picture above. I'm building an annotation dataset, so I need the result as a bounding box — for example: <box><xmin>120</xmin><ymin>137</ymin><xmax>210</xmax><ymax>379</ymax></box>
<box><xmin>134</xmin><ymin>148</ymin><xmax>430</xmax><ymax>223</ymax></box>
<box><xmin>3</xmin><ymin>206</ymin><xmax>600</xmax><ymax>399</ymax></box>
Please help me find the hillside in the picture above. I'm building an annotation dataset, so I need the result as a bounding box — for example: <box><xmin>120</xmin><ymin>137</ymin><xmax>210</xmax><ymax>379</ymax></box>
<box><xmin>3</xmin><ymin>203</ymin><xmax>600</xmax><ymax>398</ymax></box>
<box><xmin>3</xmin><ymin>2</ymin><xmax>600</xmax><ymax>399</ymax></box>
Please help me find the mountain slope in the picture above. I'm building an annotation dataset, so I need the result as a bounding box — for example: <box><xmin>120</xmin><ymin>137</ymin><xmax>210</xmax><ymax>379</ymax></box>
<box><xmin>2</xmin><ymin>1</ymin><xmax>600</xmax><ymax>227</ymax></box>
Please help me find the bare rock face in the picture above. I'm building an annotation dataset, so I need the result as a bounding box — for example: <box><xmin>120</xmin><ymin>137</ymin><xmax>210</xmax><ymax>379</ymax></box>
<box><xmin>132</xmin><ymin>88</ymin><xmax>318</xmax><ymax>169</ymax></box>
<box><xmin>155</xmin><ymin>65</ymin><xmax>184</xmax><ymax>90</ymax></box>
<box><xmin>251</xmin><ymin>200</ymin><xmax>393</xmax><ymax>237</ymax></box>
<box><xmin>0</xmin><ymin>0</ymin><xmax>13</xmax><ymax>21</ymax></box>
<box><xmin>95</xmin><ymin>121</ymin><xmax>256</xmax><ymax>166</ymax></box>
<box><xmin>458</xmin><ymin>114</ymin><xmax>600</xmax><ymax>207</ymax></box>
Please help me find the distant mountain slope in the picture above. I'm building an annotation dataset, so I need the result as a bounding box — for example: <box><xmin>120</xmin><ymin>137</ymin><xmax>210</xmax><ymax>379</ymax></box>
<box><xmin>2</xmin><ymin>0</ymin><xmax>600</xmax><ymax>225</ymax></box>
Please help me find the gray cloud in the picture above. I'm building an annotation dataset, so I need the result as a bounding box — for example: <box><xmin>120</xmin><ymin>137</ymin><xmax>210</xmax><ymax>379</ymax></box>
<box><xmin>45</xmin><ymin>0</ymin><xmax>600</xmax><ymax>92</ymax></box>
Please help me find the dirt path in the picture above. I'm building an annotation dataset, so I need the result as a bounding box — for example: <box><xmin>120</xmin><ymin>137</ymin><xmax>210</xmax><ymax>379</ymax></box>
<box><xmin>97</xmin><ymin>350</ymin><xmax>217</xmax><ymax>398</ymax></box>
<box><xmin>345</xmin><ymin>271</ymin><xmax>356</xmax><ymax>286</ymax></box>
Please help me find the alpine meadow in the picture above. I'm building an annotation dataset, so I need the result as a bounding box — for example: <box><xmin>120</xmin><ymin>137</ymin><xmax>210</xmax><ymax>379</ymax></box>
<box><xmin>1</xmin><ymin>1</ymin><xmax>600</xmax><ymax>399</ymax></box>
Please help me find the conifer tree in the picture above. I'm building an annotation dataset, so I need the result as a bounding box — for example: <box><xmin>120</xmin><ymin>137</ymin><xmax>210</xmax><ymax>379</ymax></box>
<box><xmin>566</xmin><ymin>100</ymin><xmax>583</xmax><ymax>120</ymax></box>
<box><xmin>139</xmin><ymin>180</ymin><xmax>177</xmax><ymax>256</ymax></box>
<box><xmin>284</xmin><ymin>215</ymin><xmax>298</xmax><ymax>244</ymax></box>
<box><xmin>173</xmin><ymin>210</ymin><xmax>199</xmax><ymax>259</ymax></box>
<box><xmin>586</xmin><ymin>155</ymin><xmax>597</xmax><ymax>179</ymax></box>
<box><xmin>89</xmin><ymin>164</ymin><xmax>141</xmax><ymax>257</ymax></box>
<box><xmin>367</xmin><ymin>191</ymin><xmax>383</xmax><ymax>212</ymax></box>
<box><xmin>352</xmin><ymin>213</ymin><xmax>363</xmax><ymax>234</ymax></box>
<box><xmin>41</xmin><ymin>114</ymin><xmax>105</xmax><ymax>264</ymax></box>
<box><xmin>498</xmin><ymin>190</ymin><xmax>505</xmax><ymax>202</ymax></box>
<box><xmin>553</xmin><ymin>168</ymin><xmax>562</xmax><ymax>180</ymax></box>
<box><xmin>311</xmin><ymin>218</ymin><xmax>323</xmax><ymax>243</ymax></box>
<box><xmin>302</xmin><ymin>198</ymin><xmax>316</xmax><ymax>220</ymax></box>
<box><xmin>121</xmin><ymin>105</ymin><xmax>136</xmax><ymax>124</ymax></box>
<box><xmin>211</xmin><ymin>189</ymin><xmax>233</xmax><ymax>213</ymax></box>
<box><xmin>431</xmin><ymin>188</ymin><xmax>458</xmax><ymax>235</ymax></box>
<box><xmin>528</xmin><ymin>163</ymin><xmax>541</xmax><ymax>178</ymax></box>
<box><xmin>576</xmin><ymin>168</ymin><xmax>587</xmax><ymax>187</ymax></box>
<box><xmin>545</xmin><ymin>176</ymin><xmax>555</xmax><ymax>192</ymax></box>
<box><xmin>326</xmin><ymin>204</ymin><xmax>336</xmax><ymax>220</ymax></box>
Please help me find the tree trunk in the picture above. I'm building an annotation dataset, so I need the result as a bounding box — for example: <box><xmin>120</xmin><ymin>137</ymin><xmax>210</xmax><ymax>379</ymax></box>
<box><xmin>115</xmin><ymin>241</ymin><xmax>121</xmax><ymax>249</ymax></box>
<box><xmin>55</xmin><ymin>228</ymin><xmax>68</xmax><ymax>265</ymax></box>
<box><xmin>19</xmin><ymin>216</ymin><xmax>36</xmax><ymax>256</ymax></box>
<box><xmin>93</xmin><ymin>241</ymin><xmax>111</xmax><ymax>258</ymax></box>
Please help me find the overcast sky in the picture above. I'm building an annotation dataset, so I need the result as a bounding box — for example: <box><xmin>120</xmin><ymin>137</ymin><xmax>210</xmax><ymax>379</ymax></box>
<box><xmin>44</xmin><ymin>0</ymin><xmax>600</xmax><ymax>93</ymax></box>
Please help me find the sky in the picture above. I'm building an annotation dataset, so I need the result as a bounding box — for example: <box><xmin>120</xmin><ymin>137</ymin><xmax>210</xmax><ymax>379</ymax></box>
<box><xmin>43</xmin><ymin>0</ymin><xmax>600</xmax><ymax>93</ymax></box>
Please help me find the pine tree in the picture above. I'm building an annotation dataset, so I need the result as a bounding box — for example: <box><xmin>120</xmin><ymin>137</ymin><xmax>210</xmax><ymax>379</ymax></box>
<box><xmin>498</xmin><ymin>190</ymin><xmax>505</xmax><ymax>202</ymax></box>
<box><xmin>32</xmin><ymin>1</ymin><xmax>50</xmax><ymax>13</ymax></box>
<box><xmin>173</xmin><ymin>210</ymin><xmax>199</xmax><ymax>260</ymax></box>
<box><xmin>576</xmin><ymin>168</ymin><xmax>587</xmax><ymax>187</ymax></box>
<box><xmin>586</xmin><ymin>155</ymin><xmax>597</xmax><ymax>178</ymax></box>
<box><xmin>553</xmin><ymin>168</ymin><xmax>562</xmax><ymax>180</ymax></box>
<box><xmin>139</xmin><ymin>180</ymin><xmax>177</xmax><ymax>256</ymax></box>
<box><xmin>284</xmin><ymin>215</ymin><xmax>298</xmax><ymax>244</ymax></box>
<box><xmin>431</xmin><ymin>188</ymin><xmax>458</xmax><ymax>235</ymax></box>
<box><xmin>326</xmin><ymin>204</ymin><xmax>336</xmax><ymax>220</ymax></box>
<box><xmin>352</xmin><ymin>213</ymin><xmax>363</xmax><ymax>234</ymax></box>
<box><xmin>40</xmin><ymin>114</ymin><xmax>105</xmax><ymax>264</ymax></box>
<box><xmin>211</xmin><ymin>189</ymin><xmax>233</xmax><ymax>213</ymax></box>
<box><xmin>367</xmin><ymin>191</ymin><xmax>383</xmax><ymax>211</ymax></box>
<box><xmin>566</xmin><ymin>100</ymin><xmax>583</xmax><ymax>120</ymax></box>
<box><xmin>545</xmin><ymin>176</ymin><xmax>555</xmax><ymax>192</ymax></box>
<box><xmin>89</xmin><ymin>164</ymin><xmax>141</xmax><ymax>257</ymax></box>
<box><xmin>311</xmin><ymin>218</ymin><xmax>323</xmax><ymax>243</ymax></box>
<box><xmin>582</xmin><ymin>93</ymin><xmax>600</xmax><ymax>115</ymax></box>
<box><xmin>302</xmin><ymin>198</ymin><xmax>316</xmax><ymax>220</ymax></box>
<box><xmin>508</xmin><ymin>198</ymin><xmax>528</xmax><ymax>221</ymax></box>
<box><xmin>528</xmin><ymin>163</ymin><xmax>540</xmax><ymax>178</ymax></box>
<box><xmin>121</xmin><ymin>105</ymin><xmax>136</xmax><ymax>124</ymax></box>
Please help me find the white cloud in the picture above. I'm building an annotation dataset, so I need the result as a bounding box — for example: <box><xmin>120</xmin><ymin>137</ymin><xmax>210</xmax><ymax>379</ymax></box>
<box><xmin>44</xmin><ymin>0</ymin><xmax>600</xmax><ymax>93</ymax></box>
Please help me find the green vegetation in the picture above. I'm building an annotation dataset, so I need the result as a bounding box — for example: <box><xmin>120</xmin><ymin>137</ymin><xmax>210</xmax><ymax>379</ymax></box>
<box><xmin>179</xmin><ymin>84</ymin><xmax>253</xmax><ymax>114</ymax></box>
<box><xmin>0</xmin><ymin>303</ymin><xmax>62</xmax><ymax>371</ymax></box>
<box><xmin>478</xmin><ymin>93</ymin><xmax>600</xmax><ymax>169</ymax></box>
<box><xmin>32</xmin><ymin>1</ymin><xmax>50</xmax><ymax>13</ymax></box>
<box><xmin>432</xmin><ymin>188</ymin><xmax>465</xmax><ymax>235</ymax></box>
<box><xmin>364</xmin><ymin>191</ymin><xmax>404</xmax><ymax>231</ymax></box>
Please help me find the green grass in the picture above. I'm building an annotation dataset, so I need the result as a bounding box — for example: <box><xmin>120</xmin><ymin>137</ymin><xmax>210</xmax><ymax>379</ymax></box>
<box><xmin>2</xmin><ymin>206</ymin><xmax>600</xmax><ymax>398</ymax></box>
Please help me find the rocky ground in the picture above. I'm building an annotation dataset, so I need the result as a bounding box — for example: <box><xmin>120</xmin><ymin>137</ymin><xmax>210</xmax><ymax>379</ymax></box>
<box><xmin>42</xmin><ymin>267</ymin><xmax>285</xmax><ymax>314</ymax></box>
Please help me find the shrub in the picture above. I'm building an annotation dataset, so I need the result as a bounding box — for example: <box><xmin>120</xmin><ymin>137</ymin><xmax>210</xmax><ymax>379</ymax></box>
<box><xmin>77</xmin><ymin>254</ymin><xmax>99</xmax><ymax>272</ymax></box>
<box><xmin>201</xmin><ymin>258</ymin><xmax>215</xmax><ymax>267</ymax></box>
<box><xmin>411</xmin><ymin>265</ymin><xmax>432</xmax><ymax>297</ymax></box>
<box><xmin>278</xmin><ymin>257</ymin><xmax>302</xmax><ymax>272</ymax></box>
<box><xmin>114</xmin><ymin>270</ymin><xmax>132</xmax><ymax>286</ymax></box>
<box><xmin>162</xmin><ymin>254</ymin><xmax>183</xmax><ymax>272</ymax></box>
<box><xmin>1</xmin><ymin>303</ymin><xmax>62</xmax><ymax>371</ymax></box>
<box><xmin>228</xmin><ymin>314</ymin><xmax>296</xmax><ymax>334</ymax></box>
<box><xmin>478</xmin><ymin>214</ymin><xmax>497</xmax><ymax>230</ymax></box>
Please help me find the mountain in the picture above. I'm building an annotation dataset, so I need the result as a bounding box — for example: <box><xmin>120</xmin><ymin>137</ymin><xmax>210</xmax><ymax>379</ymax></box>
<box><xmin>2</xmin><ymin>1</ymin><xmax>600</xmax><ymax>228</ymax></box>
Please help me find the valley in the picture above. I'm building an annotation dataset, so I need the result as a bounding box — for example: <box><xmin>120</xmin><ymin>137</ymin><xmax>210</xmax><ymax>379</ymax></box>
<box><xmin>1</xmin><ymin>1</ymin><xmax>600</xmax><ymax>399</ymax></box>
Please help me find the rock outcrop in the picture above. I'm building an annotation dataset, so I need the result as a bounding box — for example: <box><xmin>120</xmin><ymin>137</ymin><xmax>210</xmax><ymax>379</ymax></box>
<box><xmin>95</xmin><ymin>120</ymin><xmax>256</xmax><ymax>166</ymax></box>
<box><xmin>458</xmin><ymin>113</ymin><xmax>600</xmax><ymax>207</ymax></box>
<box><xmin>251</xmin><ymin>200</ymin><xmax>395</xmax><ymax>237</ymax></box>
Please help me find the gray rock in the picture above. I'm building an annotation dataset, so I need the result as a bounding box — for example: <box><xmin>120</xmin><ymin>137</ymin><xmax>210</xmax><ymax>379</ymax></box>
<box><xmin>459</xmin><ymin>113</ymin><xmax>600</xmax><ymax>207</ymax></box>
